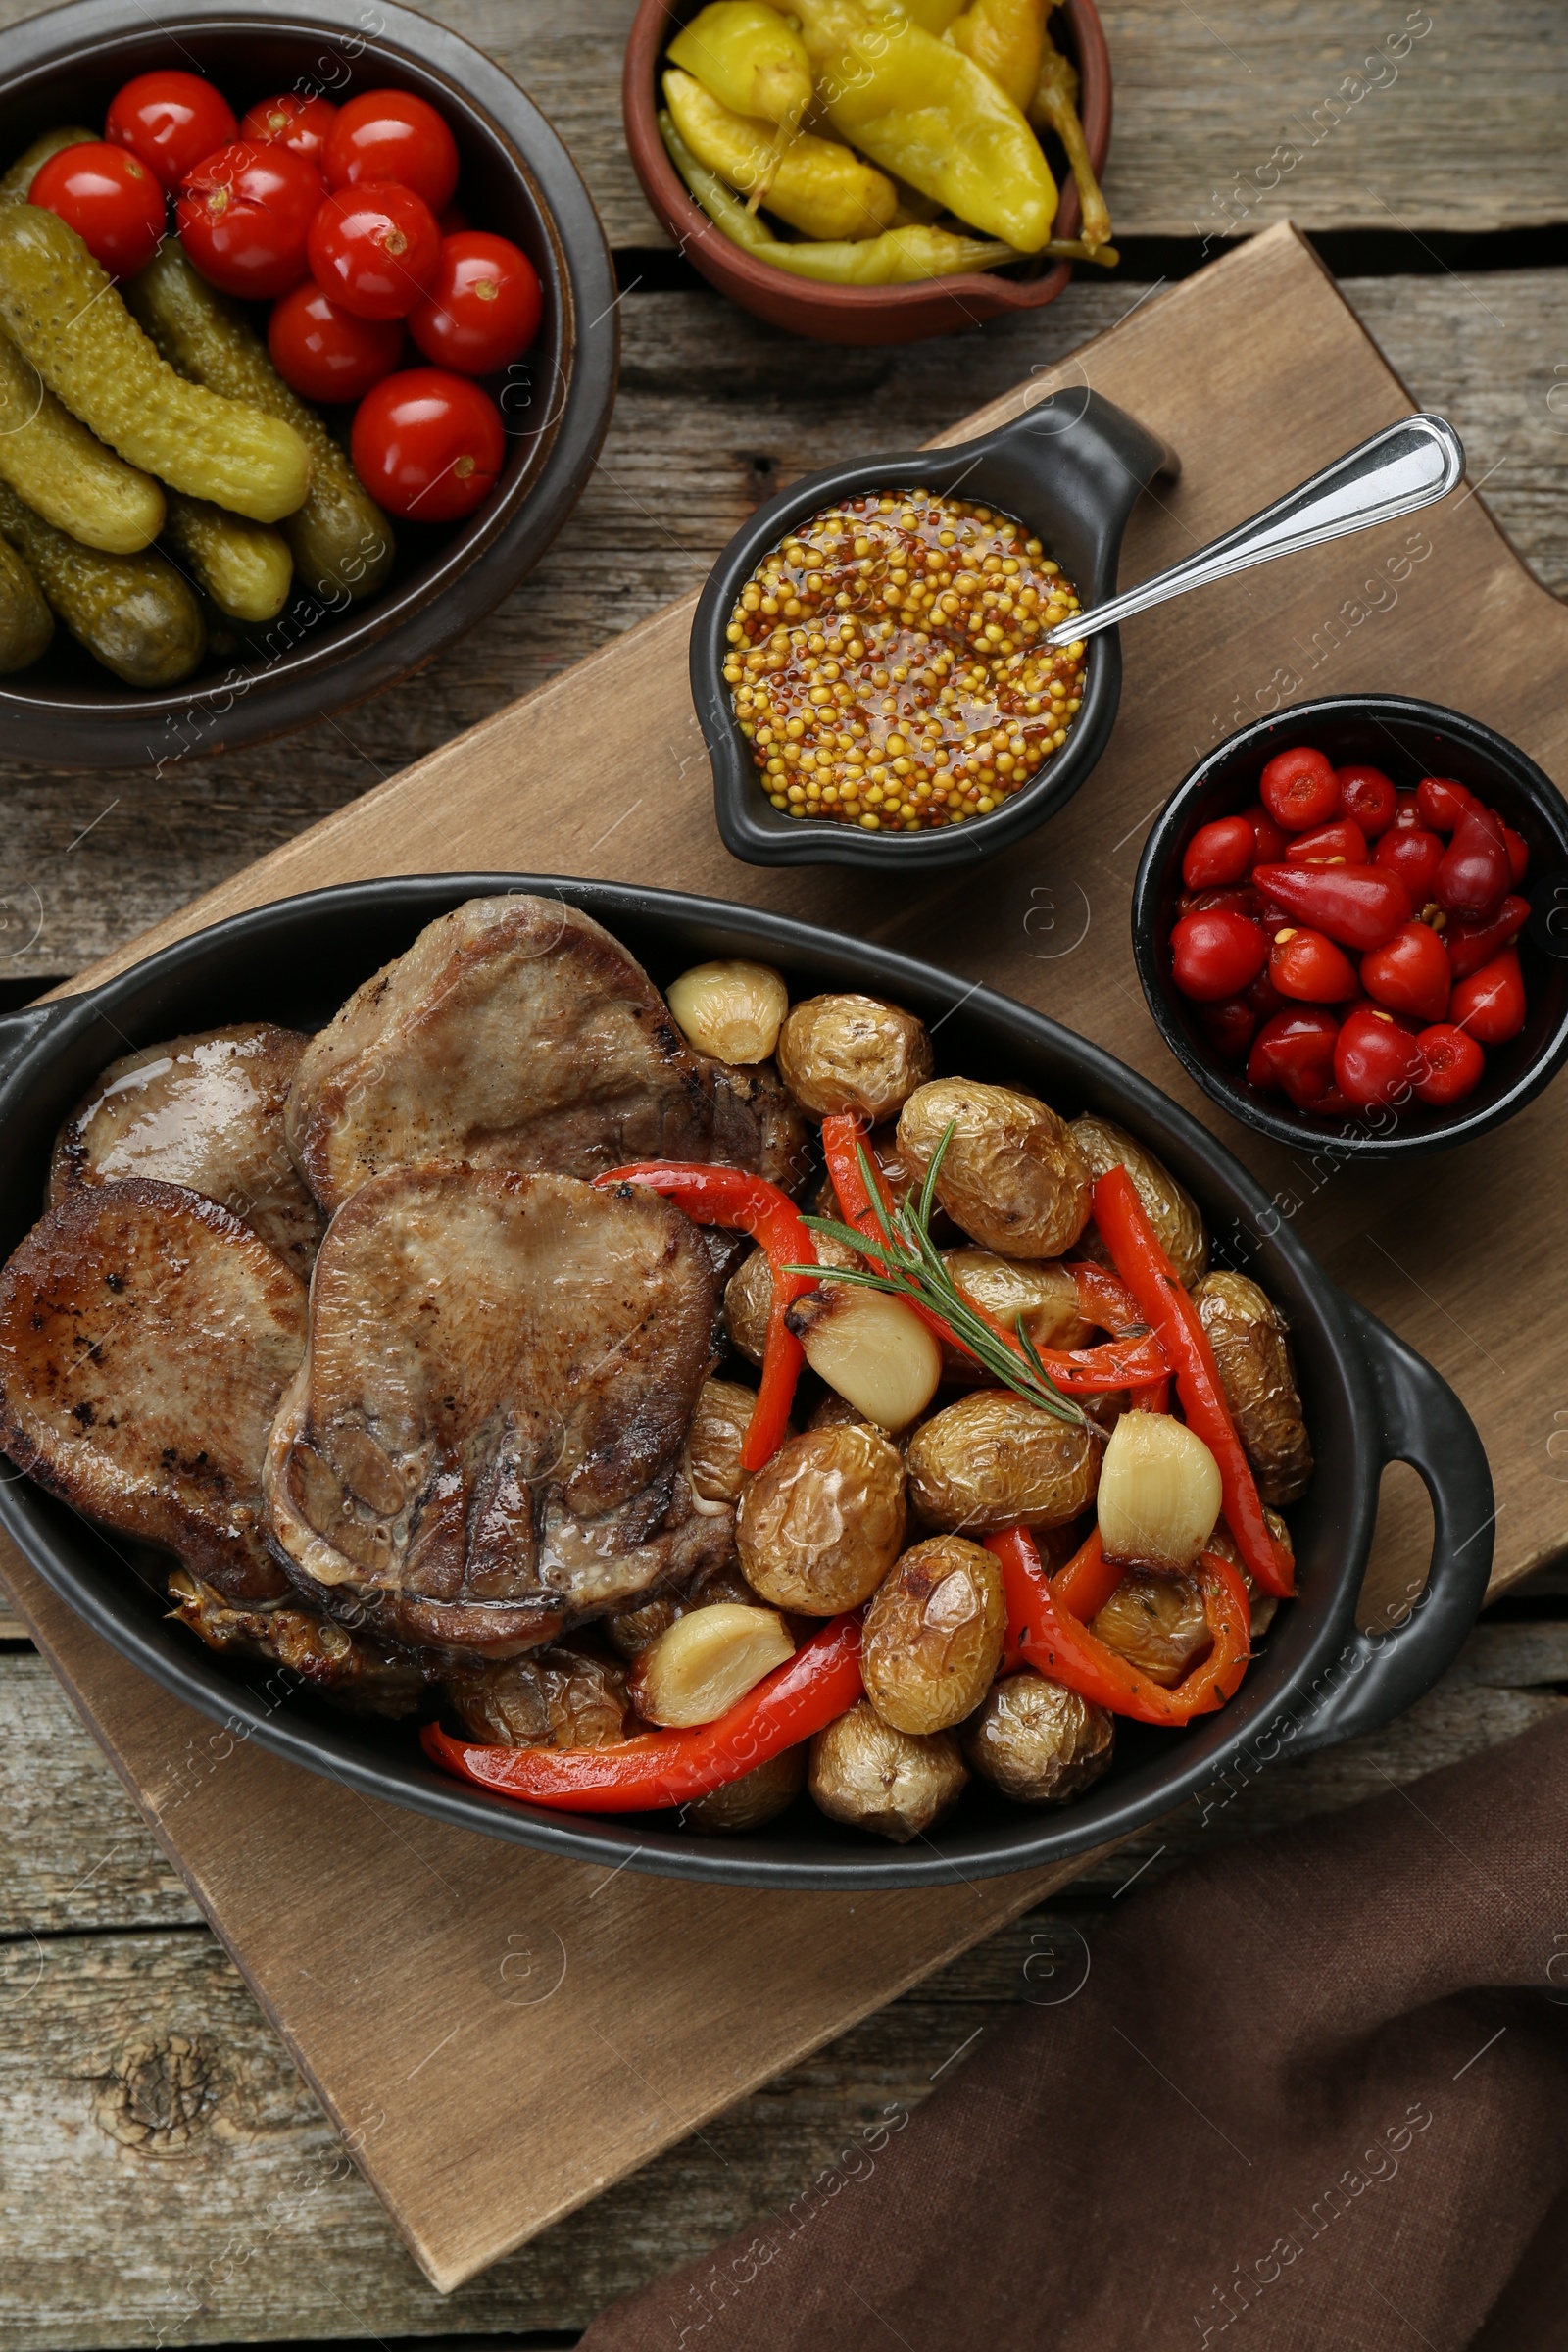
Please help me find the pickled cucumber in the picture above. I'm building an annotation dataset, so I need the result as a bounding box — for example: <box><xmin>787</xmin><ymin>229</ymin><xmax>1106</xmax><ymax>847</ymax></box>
<box><xmin>164</xmin><ymin>492</ymin><xmax>292</xmax><ymax>623</ymax></box>
<box><xmin>124</xmin><ymin>244</ymin><xmax>394</xmax><ymax>602</ymax></box>
<box><xmin>0</xmin><ymin>531</ymin><xmax>51</xmax><ymax>669</ymax></box>
<box><xmin>0</xmin><ymin>324</ymin><xmax>164</xmax><ymax>551</ymax></box>
<box><xmin>0</xmin><ymin>207</ymin><xmax>312</xmax><ymax>524</ymax></box>
<box><xmin>0</xmin><ymin>127</ymin><xmax>94</xmax><ymax>205</ymax></box>
<box><xmin>0</xmin><ymin>480</ymin><xmax>204</xmax><ymax>686</ymax></box>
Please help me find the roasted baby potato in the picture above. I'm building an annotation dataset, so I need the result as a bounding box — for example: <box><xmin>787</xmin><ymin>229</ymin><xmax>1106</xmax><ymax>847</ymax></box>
<box><xmin>724</xmin><ymin>1231</ymin><xmax>860</xmax><ymax>1367</ymax></box>
<box><xmin>1095</xmin><ymin>1410</ymin><xmax>1222</xmax><ymax>1574</ymax></box>
<box><xmin>808</xmin><ymin>1698</ymin><xmax>967</xmax><ymax>1842</ymax></box>
<box><xmin>1069</xmin><ymin>1113</ymin><xmax>1208</xmax><ymax>1288</ymax></box>
<box><xmin>688</xmin><ymin>1375</ymin><xmax>761</xmax><ymax>1503</ymax></box>
<box><xmin>685</xmin><ymin>1743</ymin><xmax>808</xmax><ymax>1833</ymax></box>
<box><xmin>737</xmin><ymin>1424</ymin><xmax>906</xmax><ymax>1611</ymax></box>
<box><xmin>447</xmin><ymin>1646</ymin><xmax>628</xmax><ymax>1748</ymax></box>
<box><xmin>861</xmin><ymin>1535</ymin><xmax>1005</xmax><ymax>1735</ymax></box>
<box><xmin>1091</xmin><ymin>1571</ymin><xmax>1210</xmax><ymax>1687</ymax></box>
<box><xmin>905</xmin><ymin>1391</ymin><xmax>1100</xmax><ymax>1532</ymax></box>
<box><xmin>942</xmin><ymin>1249</ymin><xmax>1091</xmax><ymax>1360</ymax></box>
<box><xmin>898</xmin><ymin>1079</ymin><xmax>1092</xmax><ymax>1258</ymax></box>
<box><xmin>962</xmin><ymin>1673</ymin><xmax>1114</xmax><ymax>1803</ymax></box>
<box><xmin>786</xmin><ymin>1280</ymin><xmax>942</xmax><ymax>1431</ymax></box>
<box><xmin>629</xmin><ymin>1601</ymin><xmax>794</xmax><ymax>1727</ymax></box>
<box><xmin>776</xmin><ymin>992</ymin><xmax>933</xmax><ymax>1120</ymax></box>
<box><xmin>1191</xmin><ymin>1270</ymin><xmax>1313</xmax><ymax>1504</ymax></box>
<box><xmin>666</xmin><ymin>958</ymin><xmax>789</xmax><ymax>1064</ymax></box>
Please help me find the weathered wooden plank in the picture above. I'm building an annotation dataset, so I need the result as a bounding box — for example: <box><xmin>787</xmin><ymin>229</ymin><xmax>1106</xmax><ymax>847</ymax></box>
<box><xmin>0</xmin><ymin>1622</ymin><xmax>1557</xmax><ymax>2349</ymax></box>
<box><xmin>0</xmin><ymin>0</ymin><xmax>1553</xmax><ymax>250</ymax></box>
<box><xmin>1</xmin><ymin>269</ymin><xmax>1564</xmax><ymax>981</ymax></box>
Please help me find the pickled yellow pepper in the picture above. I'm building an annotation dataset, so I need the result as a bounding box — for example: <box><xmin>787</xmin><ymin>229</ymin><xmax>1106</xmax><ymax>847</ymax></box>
<box><xmin>1029</xmin><ymin>27</ymin><xmax>1111</xmax><ymax>249</ymax></box>
<box><xmin>667</xmin><ymin>1</ymin><xmax>814</xmax><ymax>132</ymax></box>
<box><xmin>663</xmin><ymin>68</ymin><xmax>897</xmax><ymax>239</ymax></box>
<box><xmin>661</xmin><ymin>112</ymin><xmax>1012</xmax><ymax>281</ymax></box>
<box><xmin>949</xmin><ymin>0</ymin><xmax>1047</xmax><ymax>111</ymax></box>
<box><xmin>761</xmin><ymin>0</ymin><xmax>1058</xmax><ymax>252</ymax></box>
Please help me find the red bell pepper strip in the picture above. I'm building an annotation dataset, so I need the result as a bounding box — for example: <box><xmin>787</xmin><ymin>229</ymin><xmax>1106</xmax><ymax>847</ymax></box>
<box><xmin>422</xmin><ymin>1614</ymin><xmax>864</xmax><ymax>1813</ymax></box>
<box><xmin>596</xmin><ymin>1161</ymin><xmax>814</xmax><ymax>1470</ymax></box>
<box><xmin>1090</xmin><ymin>1167</ymin><xmax>1294</xmax><ymax>1598</ymax></box>
<box><xmin>987</xmin><ymin>1526</ymin><xmax>1252</xmax><ymax>1726</ymax></box>
<box><xmin>1129</xmin><ymin>1374</ymin><xmax>1172</xmax><ymax>1415</ymax></box>
<box><xmin>1051</xmin><ymin>1524</ymin><xmax>1124</xmax><ymax>1621</ymax></box>
<box><xmin>819</xmin><ymin>1113</ymin><xmax>1169</xmax><ymax>1396</ymax></box>
<box><xmin>1068</xmin><ymin>1261</ymin><xmax>1146</xmax><ymax>1336</ymax></box>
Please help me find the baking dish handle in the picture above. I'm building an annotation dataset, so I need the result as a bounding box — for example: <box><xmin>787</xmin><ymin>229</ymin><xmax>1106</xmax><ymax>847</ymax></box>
<box><xmin>1291</xmin><ymin>1300</ymin><xmax>1494</xmax><ymax>1755</ymax></box>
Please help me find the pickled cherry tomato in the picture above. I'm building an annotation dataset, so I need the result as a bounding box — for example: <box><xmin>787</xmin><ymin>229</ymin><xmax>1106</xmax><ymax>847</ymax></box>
<box><xmin>1269</xmin><ymin>926</ymin><xmax>1357</xmax><ymax>1004</ymax></box>
<box><xmin>325</xmin><ymin>88</ymin><xmax>459</xmax><ymax>212</ymax></box>
<box><xmin>269</xmin><ymin>280</ymin><xmax>405</xmax><ymax>403</ymax></box>
<box><xmin>1415</xmin><ymin>775</ymin><xmax>1476</xmax><ymax>833</ymax></box>
<box><xmin>1260</xmin><ymin>744</ymin><xmax>1339</xmax><ymax>832</ymax></box>
<box><xmin>1248</xmin><ymin>1007</ymin><xmax>1339</xmax><ymax>1102</ymax></box>
<box><xmin>177</xmin><ymin>140</ymin><xmax>323</xmax><ymax>297</ymax></box>
<box><xmin>106</xmin><ymin>69</ymin><xmax>236</xmax><ymax>191</ymax></box>
<box><xmin>1239</xmin><ymin>802</ymin><xmax>1288</xmax><ymax>864</ymax></box>
<box><xmin>240</xmin><ymin>92</ymin><xmax>338</xmax><ymax>165</ymax></box>
<box><xmin>1449</xmin><ymin>948</ymin><xmax>1526</xmax><ymax>1045</ymax></box>
<box><xmin>1198</xmin><ymin>995</ymin><xmax>1256</xmax><ymax>1059</ymax></box>
<box><xmin>1169</xmin><ymin>909</ymin><xmax>1269</xmax><ymax>1002</ymax></box>
<box><xmin>1374</xmin><ymin>823</ymin><xmax>1443</xmax><ymax>903</ymax></box>
<box><xmin>1359</xmin><ymin>921</ymin><xmax>1451</xmax><ymax>1023</ymax></box>
<box><xmin>1412</xmin><ymin>1023</ymin><xmax>1485</xmax><ymax>1108</ymax></box>
<box><xmin>1435</xmin><ymin>805</ymin><xmax>1512</xmax><ymax>920</ymax></box>
<box><xmin>308</xmin><ymin>181</ymin><xmax>441</xmax><ymax>318</ymax></box>
<box><xmin>350</xmin><ymin>366</ymin><xmax>504</xmax><ymax>519</ymax></box>
<box><xmin>409</xmin><ymin>230</ymin><xmax>542</xmax><ymax>373</ymax></box>
<box><xmin>30</xmin><ymin>141</ymin><xmax>166</xmax><ymax>276</ymax></box>
<box><xmin>1445</xmin><ymin>894</ymin><xmax>1528</xmax><ymax>982</ymax></box>
<box><xmin>1180</xmin><ymin>814</ymin><xmax>1255</xmax><ymax>892</ymax></box>
<box><xmin>1335</xmin><ymin>762</ymin><xmax>1396</xmax><ymax>835</ymax></box>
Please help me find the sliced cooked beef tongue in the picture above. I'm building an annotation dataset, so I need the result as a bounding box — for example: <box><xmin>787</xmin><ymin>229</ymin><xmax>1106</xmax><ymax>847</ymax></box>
<box><xmin>264</xmin><ymin>1166</ymin><xmax>734</xmax><ymax>1661</ymax></box>
<box><xmin>0</xmin><ymin>1177</ymin><xmax>307</xmax><ymax>1601</ymax></box>
<box><xmin>284</xmin><ymin>893</ymin><xmax>810</xmax><ymax>1215</ymax></box>
<box><xmin>49</xmin><ymin>1022</ymin><xmax>325</xmax><ymax>1279</ymax></box>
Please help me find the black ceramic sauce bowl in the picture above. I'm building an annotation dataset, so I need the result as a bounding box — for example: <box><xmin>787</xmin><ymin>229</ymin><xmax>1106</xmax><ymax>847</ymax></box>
<box><xmin>0</xmin><ymin>877</ymin><xmax>1494</xmax><ymax>1889</ymax></box>
<box><xmin>693</xmin><ymin>388</ymin><xmax>1176</xmax><ymax>873</ymax></box>
<box><xmin>0</xmin><ymin>0</ymin><xmax>619</xmax><ymax>766</ymax></box>
<box><xmin>1132</xmin><ymin>696</ymin><xmax>1568</xmax><ymax>1159</ymax></box>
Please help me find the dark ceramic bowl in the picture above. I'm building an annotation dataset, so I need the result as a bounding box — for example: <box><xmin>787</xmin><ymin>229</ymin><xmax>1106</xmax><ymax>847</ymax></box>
<box><xmin>695</xmin><ymin>387</ymin><xmax>1176</xmax><ymax>873</ymax></box>
<box><xmin>623</xmin><ymin>0</ymin><xmax>1112</xmax><ymax>347</ymax></box>
<box><xmin>0</xmin><ymin>876</ymin><xmax>1494</xmax><ymax>1889</ymax></box>
<box><xmin>0</xmin><ymin>0</ymin><xmax>619</xmax><ymax>767</ymax></box>
<box><xmin>1133</xmin><ymin>696</ymin><xmax>1568</xmax><ymax>1158</ymax></box>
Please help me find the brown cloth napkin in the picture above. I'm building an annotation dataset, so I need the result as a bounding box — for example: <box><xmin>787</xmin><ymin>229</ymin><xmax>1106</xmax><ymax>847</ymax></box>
<box><xmin>581</xmin><ymin>1712</ymin><xmax>1568</xmax><ymax>2352</ymax></box>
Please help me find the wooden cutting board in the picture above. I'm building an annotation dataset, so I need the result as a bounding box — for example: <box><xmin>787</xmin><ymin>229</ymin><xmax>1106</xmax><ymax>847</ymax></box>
<box><xmin>3</xmin><ymin>221</ymin><xmax>1566</xmax><ymax>2295</ymax></box>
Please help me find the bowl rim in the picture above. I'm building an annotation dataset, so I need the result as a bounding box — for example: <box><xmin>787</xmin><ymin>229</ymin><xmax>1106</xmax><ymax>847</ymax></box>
<box><xmin>1131</xmin><ymin>692</ymin><xmax>1568</xmax><ymax>1158</ymax></box>
<box><xmin>0</xmin><ymin>0</ymin><xmax>620</xmax><ymax>764</ymax></box>
<box><xmin>620</xmin><ymin>0</ymin><xmax>1111</xmax><ymax>324</ymax></box>
<box><xmin>0</xmin><ymin>871</ymin><xmax>1490</xmax><ymax>1888</ymax></box>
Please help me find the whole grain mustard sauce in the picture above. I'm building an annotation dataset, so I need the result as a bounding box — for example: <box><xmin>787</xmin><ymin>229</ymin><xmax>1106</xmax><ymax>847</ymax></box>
<box><xmin>724</xmin><ymin>489</ymin><xmax>1088</xmax><ymax>832</ymax></box>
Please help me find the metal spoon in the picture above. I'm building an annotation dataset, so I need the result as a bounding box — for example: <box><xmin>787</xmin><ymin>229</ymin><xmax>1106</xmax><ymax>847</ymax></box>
<box><xmin>1042</xmin><ymin>413</ymin><xmax>1464</xmax><ymax>650</ymax></box>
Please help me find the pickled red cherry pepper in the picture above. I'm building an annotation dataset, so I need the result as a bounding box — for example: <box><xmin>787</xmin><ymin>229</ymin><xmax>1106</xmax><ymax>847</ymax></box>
<box><xmin>1250</xmin><ymin>862</ymin><xmax>1411</xmax><ymax>952</ymax></box>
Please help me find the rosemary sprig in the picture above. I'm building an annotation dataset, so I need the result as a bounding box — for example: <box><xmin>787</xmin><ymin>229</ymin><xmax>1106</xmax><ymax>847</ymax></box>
<box><xmin>782</xmin><ymin>1122</ymin><xmax>1088</xmax><ymax>1429</ymax></box>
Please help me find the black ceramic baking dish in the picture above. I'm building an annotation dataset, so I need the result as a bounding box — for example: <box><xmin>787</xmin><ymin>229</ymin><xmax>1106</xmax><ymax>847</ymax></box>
<box><xmin>692</xmin><ymin>389</ymin><xmax>1176</xmax><ymax>873</ymax></box>
<box><xmin>0</xmin><ymin>877</ymin><xmax>1494</xmax><ymax>1890</ymax></box>
<box><xmin>0</xmin><ymin>0</ymin><xmax>619</xmax><ymax>765</ymax></box>
<box><xmin>1132</xmin><ymin>696</ymin><xmax>1568</xmax><ymax>1158</ymax></box>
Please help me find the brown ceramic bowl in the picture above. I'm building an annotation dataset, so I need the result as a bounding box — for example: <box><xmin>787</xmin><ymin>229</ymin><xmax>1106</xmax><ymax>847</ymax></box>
<box><xmin>623</xmin><ymin>0</ymin><xmax>1112</xmax><ymax>345</ymax></box>
<box><xmin>0</xmin><ymin>0</ymin><xmax>619</xmax><ymax>768</ymax></box>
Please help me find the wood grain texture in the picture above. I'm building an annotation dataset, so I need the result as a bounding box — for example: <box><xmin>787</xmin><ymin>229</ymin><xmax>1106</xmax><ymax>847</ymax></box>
<box><xmin>0</xmin><ymin>1620</ymin><xmax>1559</xmax><ymax>2350</ymax></box>
<box><xmin>0</xmin><ymin>0</ymin><xmax>1552</xmax><ymax>253</ymax></box>
<box><xmin>2</xmin><ymin>223</ymin><xmax>1566</xmax><ymax>2321</ymax></box>
<box><xmin>2</xmin><ymin>267</ymin><xmax>1564</xmax><ymax>979</ymax></box>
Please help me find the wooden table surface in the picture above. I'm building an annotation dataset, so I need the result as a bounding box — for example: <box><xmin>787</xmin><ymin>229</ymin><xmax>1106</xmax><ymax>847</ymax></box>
<box><xmin>0</xmin><ymin>5</ymin><xmax>1564</xmax><ymax>2345</ymax></box>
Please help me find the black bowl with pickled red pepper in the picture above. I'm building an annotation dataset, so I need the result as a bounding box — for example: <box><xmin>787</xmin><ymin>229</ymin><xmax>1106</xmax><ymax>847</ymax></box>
<box><xmin>1132</xmin><ymin>695</ymin><xmax>1568</xmax><ymax>1160</ymax></box>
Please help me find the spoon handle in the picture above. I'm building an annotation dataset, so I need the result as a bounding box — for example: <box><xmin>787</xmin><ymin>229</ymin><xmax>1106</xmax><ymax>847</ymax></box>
<box><xmin>1044</xmin><ymin>413</ymin><xmax>1465</xmax><ymax>651</ymax></box>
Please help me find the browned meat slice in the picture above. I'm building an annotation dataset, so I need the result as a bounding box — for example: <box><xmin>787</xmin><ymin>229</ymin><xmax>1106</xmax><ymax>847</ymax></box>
<box><xmin>284</xmin><ymin>894</ymin><xmax>808</xmax><ymax>1214</ymax></box>
<box><xmin>264</xmin><ymin>1165</ymin><xmax>734</xmax><ymax>1658</ymax></box>
<box><xmin>0</xmin><ymin>1178</ymin><xmax>307</xmax><ymax>1600</ymax></box>
<box><xmin>166</xmin><ymin>1568</ymin><xmax>427</xmax><ymax>1717</ymax></box>
<box><xmin>49</xmin><ymin>1022</ymin><xmax>324</xmax><ymax>1277</ymax></box>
